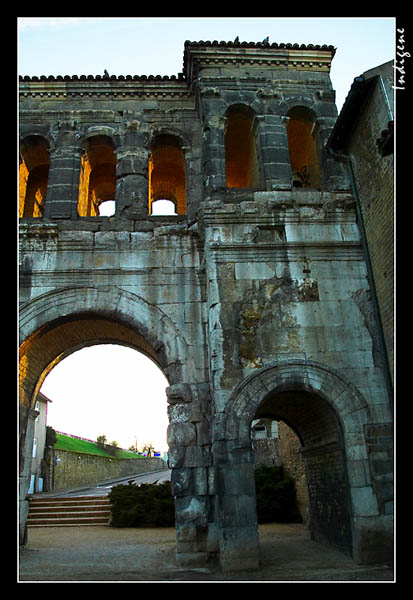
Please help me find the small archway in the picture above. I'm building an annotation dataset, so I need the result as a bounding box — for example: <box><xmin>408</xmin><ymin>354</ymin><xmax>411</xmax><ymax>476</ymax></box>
<box><xmin>286</xmin><ymin>106</ymin><xmax>321</xmax><ymax>189</ymax></box>
<box><xmin>77</xmin><ymin>135</ymin><xmax>117</xmax><ymax>216</ymax></box>
<box><xmin>216</xmin><ymin>361</ymin><xmax>372</xmax><ymax>571</ymax></box>
<box><xmin>254</xmin><ymin>389</ymin><xmax>352</xmax><ymax>554</ymax></box>
<box><xmin>148</xmin><ymin>135</ymin><xmax>186</xmax><ymax>215</ymax></box>
<box><xmin>19</xmin><ymin>135</ymin><xmax>50</xmax><ymax>218</ymax></box>
<box><xmin>225</xmin><ymin>104</ymin><xmax>260</xmax><ymax>188</ymax></box>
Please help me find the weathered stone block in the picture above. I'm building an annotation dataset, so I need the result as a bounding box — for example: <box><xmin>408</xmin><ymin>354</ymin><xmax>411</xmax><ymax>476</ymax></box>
<box><xmin>167</xmin><ymin>422</ymin><xmax>196</xmax><ymax>448</ymax></box>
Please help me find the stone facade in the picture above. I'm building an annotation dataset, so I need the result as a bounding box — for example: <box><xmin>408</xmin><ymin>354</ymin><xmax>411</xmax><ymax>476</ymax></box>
<box><xmin>19</xmin><ymin>40</ymin><xmax>393</xmax><ymax>570</ymax></box>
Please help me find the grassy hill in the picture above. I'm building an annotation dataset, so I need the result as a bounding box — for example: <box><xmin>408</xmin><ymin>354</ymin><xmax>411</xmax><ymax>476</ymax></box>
<box><xmin>55</xmin><ymin>432</ymin><xmax>143</xmax><ymax>459</ymax></box>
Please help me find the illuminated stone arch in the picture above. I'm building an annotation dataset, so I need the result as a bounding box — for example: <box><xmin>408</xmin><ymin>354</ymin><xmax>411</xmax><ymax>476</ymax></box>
<box><xmin>77</xmin><ymin>132</ymin><xmax>118</xmax><ymax>216</ymax></box>
<box><xmin>19</xmin><ymin>134</ymin><xmax>51</xmax><ymax>218</ymax></box>
<box><xmin>147</xmin><ymin>131</ymin><xmax>187</xmax><ymax>215</ymax></box>
<box><xmin>224</xmin><ymin>103</ymin><xmax>260</xmax><ymax>188</ymax></box>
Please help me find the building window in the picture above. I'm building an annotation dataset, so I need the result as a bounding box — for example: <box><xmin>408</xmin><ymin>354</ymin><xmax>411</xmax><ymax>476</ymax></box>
<box><xmin>19</xmin><ymin>135</ymin><xmax>50</xmax><ymax>218</ymax></box>
<box><xmin>225</xmin><ymin>104</ymin><xmax>260</xmax><ymax>188</ymax></box>
<box><xmin>286</xmin><ymin>106</ymin><xmax>321</xmax><ymax>189</ymax></box>
<box><xmin>78</xmin><ymin>135</ymin><xmax>117</xmax><ymax>216</ymax></box>
<box><xmin>148</xmin><ymin>135</ymin><xmax>186</xmax><ymax>215</ymax></box>
<box><xmin>32</xmin><ymin>438</ymin><xmax>38</xmax><ymax>458</ymax></box>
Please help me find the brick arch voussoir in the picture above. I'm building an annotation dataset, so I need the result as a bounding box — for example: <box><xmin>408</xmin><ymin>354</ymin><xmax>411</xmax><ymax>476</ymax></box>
<box><xmin>224</xmin><ymin>360</ymin><xmax>370</xmax><ymax>444</ymax></box>
<box><xmin>19</xmin><ymin>286</ymin><xmax>193</xmax><ymax>405</ymax></box>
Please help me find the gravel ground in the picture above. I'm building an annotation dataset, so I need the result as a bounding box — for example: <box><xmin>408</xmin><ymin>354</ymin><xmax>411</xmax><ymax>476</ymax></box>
<box><xmin>19</xmin><ymin>523</ymin><xmax>394</xmax><ymax>582</ymax></box>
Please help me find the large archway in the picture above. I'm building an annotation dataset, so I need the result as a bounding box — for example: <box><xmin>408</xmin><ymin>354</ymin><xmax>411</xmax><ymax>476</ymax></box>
<box><xmin>215</xmin><ymin>360</ymin><xmax>373</xmax><ymax>571</ymax></box>
<box><xmin>19</xmin><ymin>286</ymin><xmax>193</xmax><ymax>544</ymax></box>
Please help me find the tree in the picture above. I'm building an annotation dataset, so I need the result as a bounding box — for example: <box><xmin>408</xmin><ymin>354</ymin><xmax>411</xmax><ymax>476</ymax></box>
<box><xmin>142</xmin><ymin>442</ymin><xmax>154</xmax><ymax>457</ymax></box>
<box><xmin>96</xmin><ymin>434</ymin><xmax>107</xmax><ymax>449</ymax></box>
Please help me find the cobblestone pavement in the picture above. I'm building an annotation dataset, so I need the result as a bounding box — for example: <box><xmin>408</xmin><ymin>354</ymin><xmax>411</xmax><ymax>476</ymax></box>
<box><xmin>19</xmin><ymin>523</ymin><xmax>394</xmax><ymax>582</ymax></box>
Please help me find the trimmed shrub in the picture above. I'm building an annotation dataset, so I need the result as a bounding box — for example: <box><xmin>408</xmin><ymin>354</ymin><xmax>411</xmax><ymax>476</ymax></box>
<box><xmin>254</xmin><ymin>465</ymin><xmax>302</xmax><ymax>524</ymax></box>
<box><xmin>109</xmin><ymin>480</ymin><xmax>175</xmax><ymax>527</ymax></box>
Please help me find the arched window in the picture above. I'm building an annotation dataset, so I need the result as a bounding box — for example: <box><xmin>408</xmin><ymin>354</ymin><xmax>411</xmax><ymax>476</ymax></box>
<box><xmin>78</xmin><ymin>135</ymin><xmax>116</xmax><ymax>216</ymax></box>
<box><xmin>19</xmin><ymin>136</ymin><xmax>50</xmax><ymax>218</ymax></box>
<box><xmin>148</xmin><ymin>135</ymin><xmax>186</xmax><ymax>215</ymax></box>
<box><xmin>286</xmin><ymin>107</ymin><xmax>321</xmax><ymax>189</ymax></box>
<box><xmin>225</xmin><ymin>104</ymin><xmax>259</xmax><ymax>188</ymax></box>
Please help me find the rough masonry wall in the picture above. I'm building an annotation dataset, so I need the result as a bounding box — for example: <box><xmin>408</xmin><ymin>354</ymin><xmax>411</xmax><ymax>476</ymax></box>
<box><xmin>51</xmin><ymin>450</ymin><xmax>165</xmax><ymax>491</ymax></box>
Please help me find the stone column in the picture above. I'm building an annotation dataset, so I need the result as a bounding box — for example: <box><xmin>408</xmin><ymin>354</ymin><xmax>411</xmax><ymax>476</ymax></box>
<box><xmin>213</xmin><ymin>439</ymin><xmax>260</xmax><ymax>571</ymax></box>
<box><xmin>166</xmin><ymin>383</ymin><xmax>212</xmax><ymax>567</ymax></box>
<box><xmin>315</xmin><ymin>116</ymin><xmax>352</xmax><ymax>192</ymax></box>
<box><xmin>256</xmin><ymin>114</ymin><xmax>292</xmax><ymax>190</ymax></box>
<box><xmin>115</xmin><ymin>125</ymin><xmax>149</xmax><ymax>218</ymax></box>
<box><xmin>201</xmin><ymin>115</ymin><xmax>227</xmax><ymax>197</ymax></box>
<box><xmin>44</xmin><ymin>130</ymin><xmax>82</xmax><ymax>219</ymax></box>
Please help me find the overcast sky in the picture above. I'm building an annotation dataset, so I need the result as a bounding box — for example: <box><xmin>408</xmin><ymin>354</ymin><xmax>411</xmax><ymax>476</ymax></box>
<box><xmin>21</xmin><ymin>17</ymin><xmax>395</xmax><ymax>452</ymax></box>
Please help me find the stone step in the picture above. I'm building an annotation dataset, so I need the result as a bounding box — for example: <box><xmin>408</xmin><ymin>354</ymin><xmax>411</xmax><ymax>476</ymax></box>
<box><xmin>27</xmin><ymin>495</ymin><xmax>112</xmax><ymax>527</ymax></box>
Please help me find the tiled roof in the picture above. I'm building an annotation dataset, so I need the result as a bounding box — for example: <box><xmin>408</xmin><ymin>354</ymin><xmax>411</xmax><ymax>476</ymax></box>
<box><xmin>19</xmin><ymin>73</ymin><xmax>185</xmax><ymax>82</ymax></box>
<box><xmin>19</xmin><ymin>40</ymin><xmax>336</xmax><ymax>81</ymax></box>
<box><xmin>183</xmin><ymin>39</ymin><xmax>336</xmax><ymax>55</ymax></box>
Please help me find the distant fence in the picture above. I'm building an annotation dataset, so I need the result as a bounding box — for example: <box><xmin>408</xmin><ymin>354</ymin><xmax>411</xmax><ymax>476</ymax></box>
<box><xmin>49</xmin><ymin>448</ymin><xmax>167</xmax><ymax>491</ymax></box>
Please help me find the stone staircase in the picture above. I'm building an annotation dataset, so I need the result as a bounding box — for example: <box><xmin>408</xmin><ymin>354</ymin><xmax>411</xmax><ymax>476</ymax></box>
<box><xmin>27</xmin><ymin>495</ymin><xmax>112</xmax><ymax>527</ymax></box>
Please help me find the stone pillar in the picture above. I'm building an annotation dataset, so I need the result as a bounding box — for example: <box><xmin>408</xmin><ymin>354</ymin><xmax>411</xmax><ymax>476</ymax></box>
<box><xmin>44</xmin><ymin>130</ymin><xmax>82</xmax><ymax>219</ymax></box>
<box><xmin>315</xmin><ymin>116</ymin><xmax>351</xmax><ymax>191</ymax></box>
<box><xmin>19</xmin><ymin>406</ymin><xmax>39</xmax><ymax>545</ymax></box>
<box><xmin>166</xmin><ymin>383</ymin><xmax>212</xmax><ymax>567</ymax></box>
<box><xmin>213</xmin><ymin>440</ymin><xmax>260</xmax><ymax>571</ymax></box>
<box><xmin>201</xmin><ymin>115</ymin><xmax>226</xmax><ymax>196</ymax></box>
<box><xmin>115</xmin><ymin>141</ymin><xmax>149</xmax><ymax>218</ymax></box>
<box><xmin>256</xmin><ymin>114</ymin><xmax>292</xmax><ymax>190</ymax></box>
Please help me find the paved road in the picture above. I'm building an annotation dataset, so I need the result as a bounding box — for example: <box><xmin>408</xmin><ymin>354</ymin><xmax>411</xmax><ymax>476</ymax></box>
<box><xmin>39</xmin><ymin>469</ymin><xmax>171</xmax><ymax>498</ymax></box>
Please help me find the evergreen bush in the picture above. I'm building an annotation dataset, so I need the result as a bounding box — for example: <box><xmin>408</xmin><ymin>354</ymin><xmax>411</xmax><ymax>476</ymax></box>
<box><xmin>254</xmin><ymin>465</ymin><xmax>302</xmax><ymax>524</ymax></box>
<box><xmin>109</xmin><ymin>480</ymin><xmax>175</xmax><ymax>527</ymax></box>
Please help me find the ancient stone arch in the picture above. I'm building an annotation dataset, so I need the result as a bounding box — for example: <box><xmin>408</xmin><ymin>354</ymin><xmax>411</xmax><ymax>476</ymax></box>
<box><xmin>18</xmin><ymin>285</ymin><xmax>197</xmax><ymax>544</ymax></box>
<box><xmin>212</xmin><ymin>360</ymin><xmax>374</xmax><ymax>569</ymax></box>
<box><xmin>19</xmin><ymin>40</ymin><xmax>393</xmax><ymax>571</ymax></box>
<box><xmin>19</xmin><ymin>285</ymin><xmax>194</xmax><ymax>401</ymax></box>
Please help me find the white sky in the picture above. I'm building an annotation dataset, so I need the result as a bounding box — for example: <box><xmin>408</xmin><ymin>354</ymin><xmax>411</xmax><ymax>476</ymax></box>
<box><xmin>41</xmin><ymin>345</ymin><xmax>170</xmax><ymax>453</ymax></box>
<box><xmin>20</xmin><ymin>17</ymin><xmax>395</xmax><ymax>451</ymax></box>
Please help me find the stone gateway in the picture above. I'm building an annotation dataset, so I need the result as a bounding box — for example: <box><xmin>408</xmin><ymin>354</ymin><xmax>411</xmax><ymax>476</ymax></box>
<box><xmin>19</xmin><ymin>40</ymin><xmax>393</xmax><ymax>570</ymax></box>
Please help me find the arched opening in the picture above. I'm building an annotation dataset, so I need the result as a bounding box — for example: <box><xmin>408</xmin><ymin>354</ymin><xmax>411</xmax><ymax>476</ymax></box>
<box><xmin>37</xmin><ymin>343</ymin><xmax>169</xmax><ymax>493</ymax></box>
<box><xmin>18</xmin><ymin>285</ymin><xmax>194</xmax><ymax>541</ymax></box>
<box><xmin>253</xmin><ymin>389</ymin><xmax>353</xmax><ymax>555</ymax></box>
<box><xmin>225</xmin><ymin>104</ymin><xmax>260</xmax><ymax>188</ymax></box>
<box><xmin>78</xmin><ymin>135</ymin><xmax>117</xmax><ymax>216</ymax></box>
<box><xmin>286</xmin><ymin>106</ymin><xmax>321</xmax><ymax>189</ymax></box>
<box><xmin>19</xmin><ymin>135</ymin><xmax>50</xmax><ymax>218</ymax></box>
<box><xmin>19</xmin><ymin>311</ymin><xmax>173</xmax><ymax>538</ymax></box>
<box><xmin>151</xmin><ymin>199</ymin><xmax>177</xmax><ymax>216</ymax></box>
<box><xmin>217</xmin><ymin>362</ymin><xmax>370</xmax><ymax>570</ymax></box>
<box><xmin>148</xmin><ymin>135</ymin><xmax>186</xmax><ymax>215</ymax></box>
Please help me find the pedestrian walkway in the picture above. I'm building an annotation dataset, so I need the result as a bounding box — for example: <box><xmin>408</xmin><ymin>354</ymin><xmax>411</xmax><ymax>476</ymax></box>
<box><xmin>29</xmin><ymin>469</ymin><xmax>171</xmax><ymax>499</ymax></box>
<box><xmin>19</xmin><ymin>522</ymin><xmax>395</xmax><ymax>582</ymax></box>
